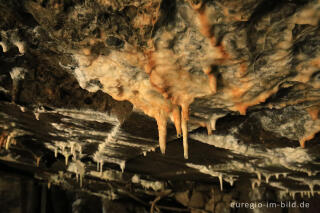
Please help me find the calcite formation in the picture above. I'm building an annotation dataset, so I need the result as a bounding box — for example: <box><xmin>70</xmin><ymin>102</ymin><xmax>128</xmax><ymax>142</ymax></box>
<box><xmin>0</xmin><ymin>0</ymin><xmax>314</xmax><ymax>159</ymax></box>
<box><xmin>1</xmin><ymin>0</ymin><xmax>320</xmax><ymax>207</ymax></box>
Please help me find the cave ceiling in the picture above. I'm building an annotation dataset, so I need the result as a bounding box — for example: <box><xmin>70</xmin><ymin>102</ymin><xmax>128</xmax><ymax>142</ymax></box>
<box><xmin>1</xmin><ymin>0</ymin><xmax>320</xmax><ymax>209</ymax></box>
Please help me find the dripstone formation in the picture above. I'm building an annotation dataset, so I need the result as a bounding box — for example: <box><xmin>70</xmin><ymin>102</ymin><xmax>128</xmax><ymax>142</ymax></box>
<box><xmin>1</xmin><ymin>0</ymin><xmax>320</xmax><ymax>212</ymax></box>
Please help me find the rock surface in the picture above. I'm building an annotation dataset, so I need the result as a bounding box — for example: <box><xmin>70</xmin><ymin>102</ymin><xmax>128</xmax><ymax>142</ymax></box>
<box><xmin>1</xmin><ymin>0</ymin><xmax>320</xmax><ymax>212</ymax></box>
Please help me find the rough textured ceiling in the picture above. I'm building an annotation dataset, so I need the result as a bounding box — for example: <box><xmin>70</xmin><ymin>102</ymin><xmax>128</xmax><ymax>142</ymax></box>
<box><xmin>1</xmin><ymin>0</ymin><xmax>320</xmax><ymax>212</ymax></box>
